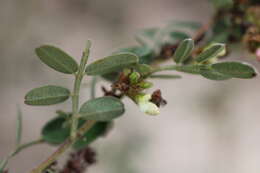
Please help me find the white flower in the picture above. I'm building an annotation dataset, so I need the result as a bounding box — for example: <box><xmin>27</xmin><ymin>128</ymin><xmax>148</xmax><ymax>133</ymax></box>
<box><xmin>136</xmin><ymin>94</ymin><xmax>160</xmax><ymax>116</ymax></box>
<box><xmin>139</xmin><ymin>101</ymin><xmax>160</xmax><ymax>115</ymax></box>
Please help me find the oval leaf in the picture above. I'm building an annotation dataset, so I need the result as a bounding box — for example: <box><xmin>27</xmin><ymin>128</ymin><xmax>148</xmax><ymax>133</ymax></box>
<box><xmin>211</xmin><ymin>61</ymin><xmax>257</xmax><ymax>79</ymax></box>
<box><xmin>79</xmin><ymin>96</ymin><xmax>124</xmax><ymax>121</ymax></box>
<box><xmin>42</xmin><ymin>116</ymin><xmax>70</xmax><ymax>144</ymax></box>
<box><xmin>196</xmin><ymin>43</ymin><xmax>225</xmax><ymax>63</ymax></box>
<box><xmin>133</xmin><ymin>64</ymin><xmax>152</xmax><ymax>76</ymax></box>
<box><xmin>24</xmin><ymin>85</ymin><xmax>70</xmax><ymax>106</ymax></box>
<box><xmin>86</xmin><ymin>53</ymin><xmax>139</xmax><ymax>75</ymax></box>
<box><xmin>117</xmin><ymin>46</ymin><xmax>154</xmax><ymax>64</ymax></box>
<box><xmin>36</xmin><ymin>45</ymin><xmax>79</xmax><ymax>74</ymax></box>
<box><xmin>135</xmin><ymin>28</ymin><xmax>159</xmax><ymax>46</ymax></box>
<box><xmin>73</xmin><ymin>122</ymin><xmax>110</xmax><ymax>150</ymax></box>
<box><xmin>200</xmin><ymin>66</ymin><xmax>231</xmax><ymax>80</ymax></box>
<box><xmin>173</xmin><ymin>38</ymin><xmax>194</xmax><ymax>64</ymax></box>
<box><xmin>170</xmin><ymin>31</ymin><xmax>190</xmax><ymax>41</ymax></box>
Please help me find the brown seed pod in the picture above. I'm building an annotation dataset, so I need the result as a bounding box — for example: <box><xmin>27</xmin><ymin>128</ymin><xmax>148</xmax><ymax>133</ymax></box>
<box><xmin>150</xmin><ymin>89</ymin><xmax>167</xmax><ymax>107</ymax></box>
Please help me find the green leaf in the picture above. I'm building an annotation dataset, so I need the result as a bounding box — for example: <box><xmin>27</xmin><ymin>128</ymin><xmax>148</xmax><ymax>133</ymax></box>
<box><xmin>174</xmin><ymin>65</ymin><xmax>205</xmax><ymax>74</ymax></box>
<box><xmin>24</xmin><ymin>85</ymin><xmax>70</xmax><ymax>106</ymax></box>
<box><xmin>102</xmin><ymin>72</ymin><xmax>120</xmax><ymax>82</ymax></box>
<box><xmin>210</xmin><ymin>0</ymin><xmax>234</xmax><ymax>9</ymax></box>
<box><xmin>209</xmin><ymin>32</ymin><xmax>230</xmax><ymax>43</ymax></box>
<box><xmin>86</xmin><ymin>53</ymin><xmax>139</xmax><ymax>75</ymax></box>
<box><xmin>16</xmin><ymin>105</ymin><xmax>22</xmax><ymax>146</ymax></box>
<box><xmin>117</xmin><ymin>46</ymin><xmax>154</xmax><ymax>64</ymax></box>
<box><xmin>173</xmin><ymin>38</ymin><xmax>194</xmax><ymax>64</ymax></box>
<box><xmin>35</xmin><ymin>45</ymin><xmax>79</xmax><ymax>74</ymax></box>
<box><xmin>133</xmin><ymin>64</ymin><xmax>152</xmax><ymax>75</ymax></box>
<box><xmin>138</xmin><ymin>28</ymin><xmax>159</xmax><ymax>39</ymax></box>
<box><xmin>196</xmin><ymin>43</ymin><xmax>225</xmax><ymax>63</ymax></box>
<box><xmin>41</xmin><ymin>116</ymin><xmax>70</xmax><ymax>144</ymax></box>
<box><xmin>150</xmin><ymin>74</ymin><xmax>181</xmax><ymax>79</ymax></box>
<box><xmin>169</xmin><ymin>31</ymin><xmax>190</xmax><ymax>41</ymax></box>
<box><xmin>168</xmin><ymin>21</ymin><xmax>202</xmax><ymax>30</ymax></box>
<box><xmin>199</xmin><ymin>66</ymin><xmax>231</xmax><ymax>80</ymax></box>
<box><xmin>135</xmin><ymin>28</ymin><xmax>159</xmax><ymax>45</ymax></box>
<box><xmin>42</xmin><ymin>111</ymin><xmax>108</xmax><ymax>146</ymax></box>
<box><xmin>73</xmin><ymin>122</ymin><xmax>110</xmax><ymax>150</ymax></box>
<box><xmin>211</xmin><ymin>61</ymin><xmax>257</xmax><ymax>79</ymax></box>
<box><xmin>79</xmin><ymin>96</ymin><xmax>124</xmax><ymax>121</ymax></box>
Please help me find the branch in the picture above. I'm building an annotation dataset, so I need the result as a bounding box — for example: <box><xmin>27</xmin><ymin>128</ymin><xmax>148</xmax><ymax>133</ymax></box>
<box><xmin>30</xmin><ymin>120</ymin><xmax>96</xmax><ymax>173</ymax></box>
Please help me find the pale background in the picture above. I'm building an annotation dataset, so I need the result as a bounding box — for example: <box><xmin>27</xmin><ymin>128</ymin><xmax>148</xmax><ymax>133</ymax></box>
<box><xmin>0</xmin><ymin>0</ymin><xmax>260</xmax><ymax>173</ymax></box>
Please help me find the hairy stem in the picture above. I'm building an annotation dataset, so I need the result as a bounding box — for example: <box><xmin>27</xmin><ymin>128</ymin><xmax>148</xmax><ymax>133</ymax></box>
<box><xmin>90</xmin><ymin>76</ymin><xmax>98</xmax><ymax>99</ymax></box>
<box><xmin>30</xmin><ymin>120</ymin><xmax>96</xmax><ymax>173</ymax></box>
<box><xmin>30</xmin><ymin>41</ymin><xmax>95</xmax><ymax>173</ymax></box>
<box><xmin>71</xmin><ymin>40</ymin><xmax>91</xmax><ymax>139</ymax></box>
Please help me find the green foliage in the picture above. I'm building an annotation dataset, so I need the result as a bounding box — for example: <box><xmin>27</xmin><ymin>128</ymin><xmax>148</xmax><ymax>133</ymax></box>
<box><xmin>116</xmin><ymin>46</ymin><xmax>154</xmax><ymax>64</ymax></box>
<box><xmin>169</xmin><ymin>31</ymin><xmax>190</xmax><ymax>41</ymax></box>
<box><xmin>195</xmin><ymin>43</ymin><xmax>225</xmax><ymax>63</ymax></box>
<box><xmin>133</xmin><ymin>64</ymin><xmax>152</xmax><ymax>76</ymax></box>
<box><xmin>135</xmin><ymin>28</ymin><xmax>159</xmax><ymax>46</ymax></box>
<box><xmin>24</xmin><ymin>85</ymin><xmax>70</xmax><ymax>106</ymax></box>
<box><xmin>3</xmin><ymin>12</ymin><xmax>259</xmax><ymax>171</ymax></box>
<box><xmin>42</xmin><ymin>112</ymin><xmax>110</xmax><ymax>146</ymax></box>
<box><xmin>211</xmin><ymin>61</ymin><xmax>257</xmax><ymax>78</ymax></box>
<box><xmin>36</xmin><ymin>45</ymin><xmax>79</xmax><ymax>74</ymax></box>
<box><xmin>86</xmin><ymin>53</ymin><xmax>139</xmax><ymax>75</ymax></box>
<box><xmin>73</xmin><ymin>122</ymin><xmax>110</xmax><ymax>150</ymax></box>
<box><xmin>79</xmin><ymin>96</ymin><xmax>124</xmax><ymax>121</ymax></box>
<box><xmin>173</xmin><ymin>38</ymin><xmax>194</xmax><ymax>64</ymax></box>
<box><xmin>42</xmin><ymin>116</ymin><xmax>70</xmax><ymax>144</ymax></box>
<box><xmin>210</xmin><ymin>0</ymin><xmax>234</xmax><ymax>9</ymax></box>
<box><xmin>169</xmin><ymin>21</ymin><xmax>202</xmax><ymax>30</ymax></box>
<box><xmin>199</xmin><ymin>66</ymin><xmax>231</xmax><ymax>80</ymax></box>
<box><xmin>174</xmin><ymin>65</ymin><xmax>204</xmax><ymax>74</ymax></box>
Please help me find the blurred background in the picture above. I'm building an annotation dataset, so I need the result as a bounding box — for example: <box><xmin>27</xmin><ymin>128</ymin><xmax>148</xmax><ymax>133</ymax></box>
<box><xmin>0</xmin><ymin>0</ymin><xmax>260</xmax><ymax>173</ymax></box>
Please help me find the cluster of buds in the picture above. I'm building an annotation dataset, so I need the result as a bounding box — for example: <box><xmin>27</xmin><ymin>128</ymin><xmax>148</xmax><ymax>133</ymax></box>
<box><xmin>110</xmin><ymin>69</ymin><xmax>166</xmax><ymax>116</ymax></box>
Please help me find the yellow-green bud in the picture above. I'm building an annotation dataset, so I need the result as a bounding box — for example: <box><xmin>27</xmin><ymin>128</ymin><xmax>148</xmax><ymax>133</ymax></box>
<box><xmin>139</xmin><ymin>81</ymin><xmax>153</xmax><ymax>89</ymax></box>
<box><xmin>129</xmin><ymin>72</ymin><xmax>141</xmax><ymax>84</ymax></box>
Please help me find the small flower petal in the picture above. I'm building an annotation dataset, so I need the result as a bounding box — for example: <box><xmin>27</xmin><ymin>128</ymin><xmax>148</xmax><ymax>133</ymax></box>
<box><xmin>135</xmin><ymin>94</ymin><xmax>151</xmax><ymax>103</ymax></box>
<box><xmin>139</xmin><ymin>102</ymin><xmax>160</xmax><ymax>115</ymax></box>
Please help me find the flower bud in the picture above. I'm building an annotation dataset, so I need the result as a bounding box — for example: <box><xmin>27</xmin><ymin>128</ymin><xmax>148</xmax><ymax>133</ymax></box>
<box><xmin>135</xmin><ymin>94</ymin><xmax>160</xmax><ymax>115</ymax></box>
<box><xmin>129</xmin><ymin>72</ymin><xmax>141</xmax><ymax>84</ymax></box>
<box><xmin>139</xmin><ymin>101</ymin><xmax>160</xmax><ymax>115</ymax></box>
<box><xmin>139</xmin><ymin>81</ymin><xmax>153</xmax><ymax>89</ymax></box>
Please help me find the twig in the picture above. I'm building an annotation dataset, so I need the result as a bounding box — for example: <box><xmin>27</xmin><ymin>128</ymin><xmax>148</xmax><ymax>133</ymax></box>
<box><xmin>30</xmin><ymin>120</ymin><xmax>96</xmax><ymax>173</ymax></box>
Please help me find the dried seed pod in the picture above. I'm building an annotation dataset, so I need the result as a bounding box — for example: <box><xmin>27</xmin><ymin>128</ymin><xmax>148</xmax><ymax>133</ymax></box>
<box><xmin>150</xmin><ymin>89</ymin><xmax>167</xmax><ymax>107</ymax></box>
